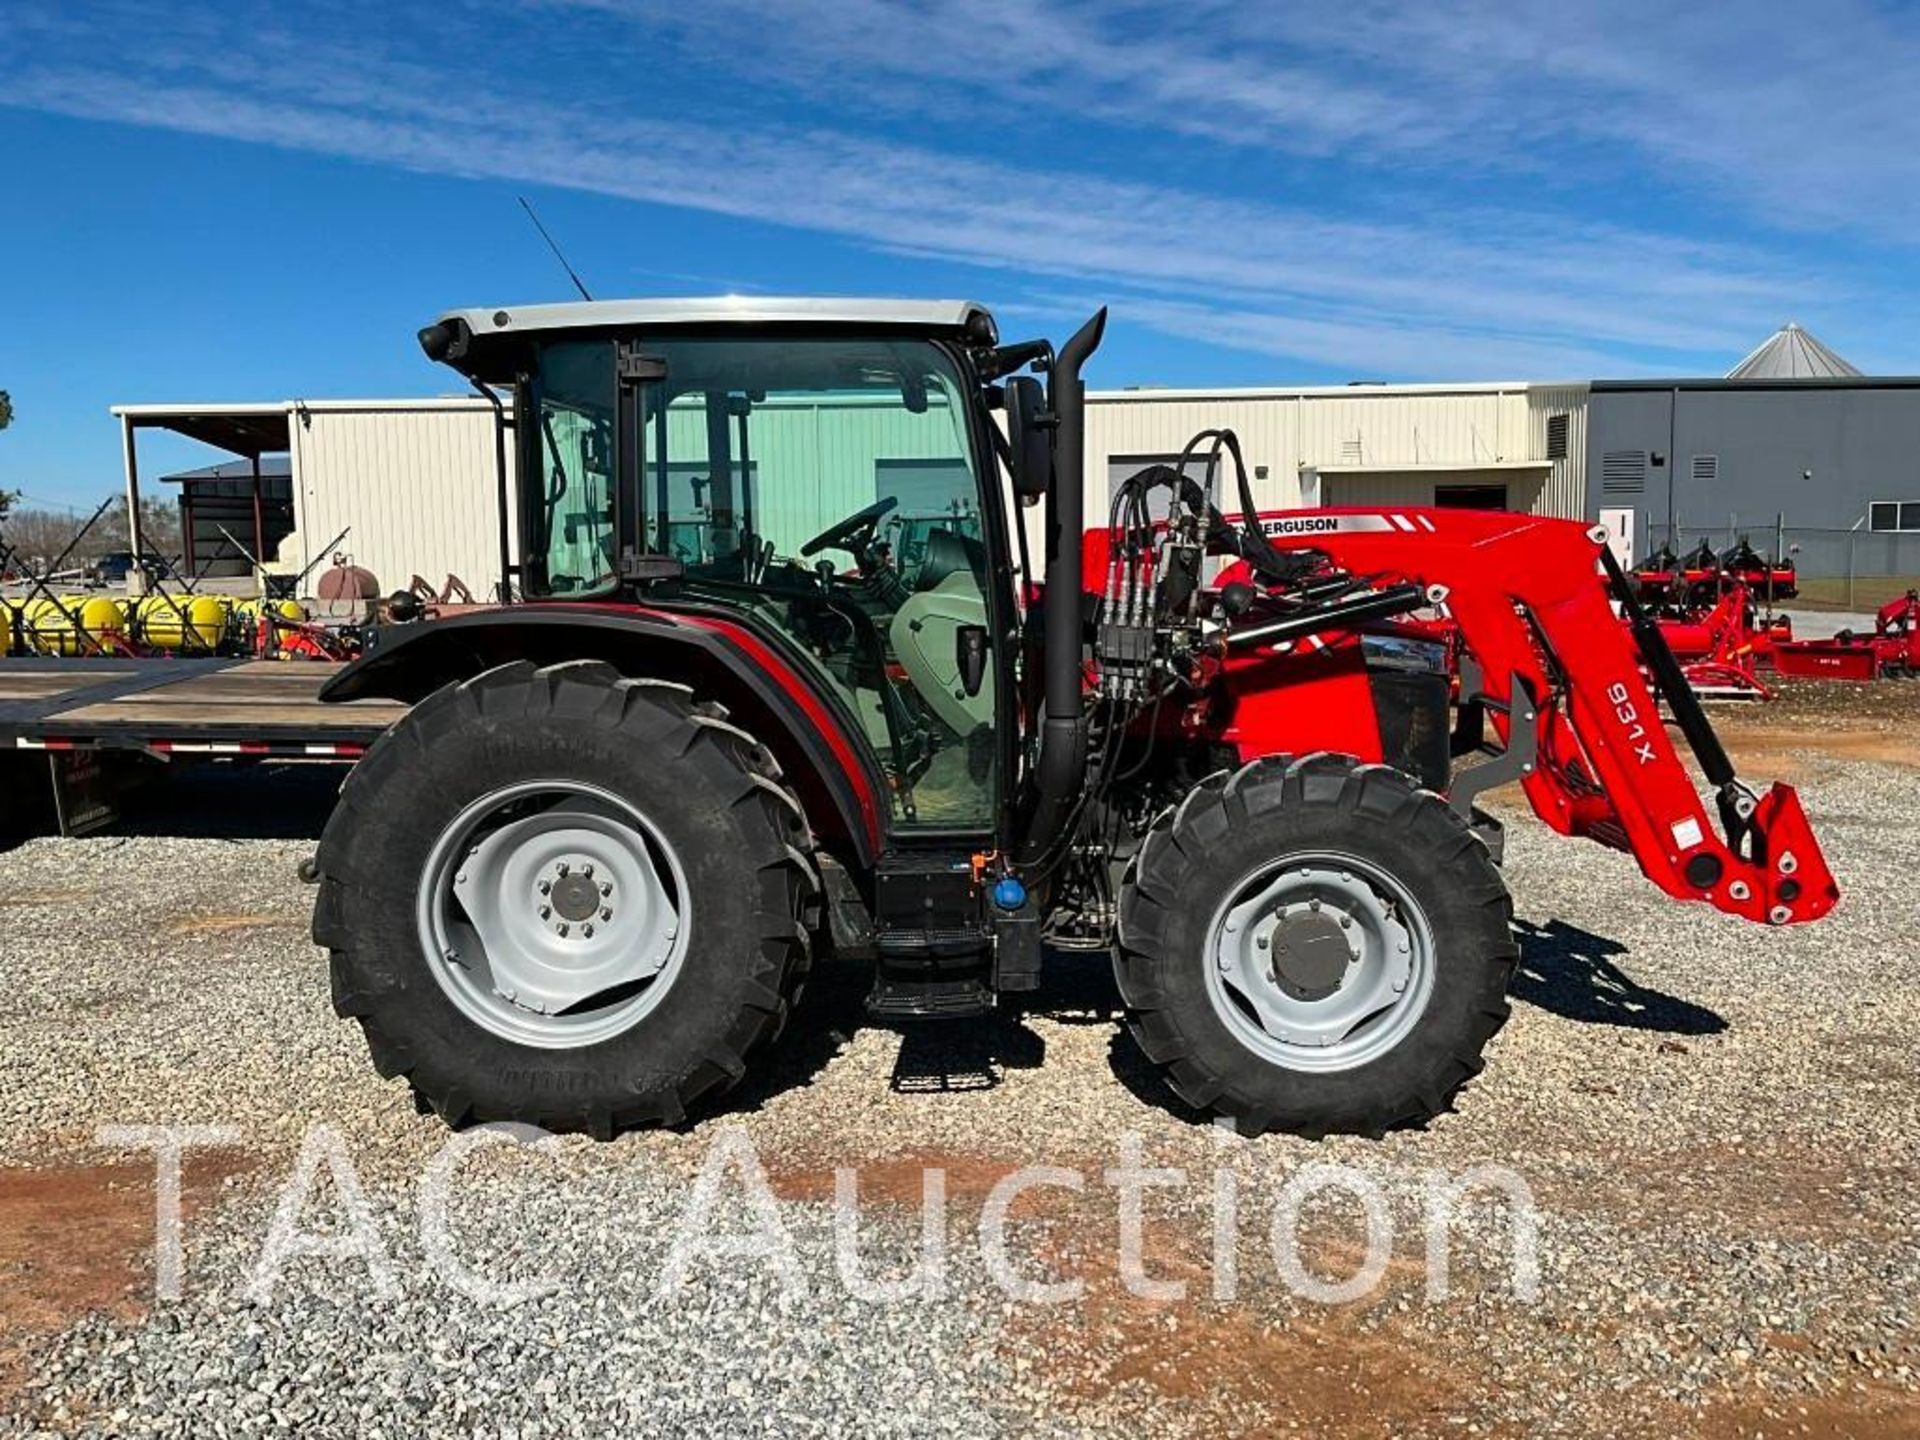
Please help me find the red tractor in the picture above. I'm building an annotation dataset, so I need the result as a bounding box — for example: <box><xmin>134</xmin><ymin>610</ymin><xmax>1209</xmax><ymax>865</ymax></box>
<box><xmin>312</xmin><ymin>299</ymin><xmax>1837</xmax><ymax>1139</ymax></box>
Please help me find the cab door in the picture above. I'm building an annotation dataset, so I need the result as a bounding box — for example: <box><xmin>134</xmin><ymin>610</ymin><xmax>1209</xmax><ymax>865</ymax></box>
<box><xmin>625</xmin><ymin>334</ymin><xmax>1003</xmax><ymax>831</ymax></box>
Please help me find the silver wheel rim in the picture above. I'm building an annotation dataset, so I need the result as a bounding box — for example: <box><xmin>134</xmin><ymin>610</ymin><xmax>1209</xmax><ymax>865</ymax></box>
<box><xmin>416</xmin><ymin>780</ymin><xmax>690</xmax><ymax>1048</ymax></box>
<box><xmin>1203</xmin><ymin>851</ymin><xmax>1435</xmax><ymax>1073</ymax></box>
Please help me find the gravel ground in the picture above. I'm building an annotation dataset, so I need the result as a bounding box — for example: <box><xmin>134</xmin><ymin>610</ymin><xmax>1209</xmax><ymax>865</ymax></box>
<box><xmin>2</xmin><ymin>692</ymin><xmax>1917</xmax><ymax>1438</ymax></box>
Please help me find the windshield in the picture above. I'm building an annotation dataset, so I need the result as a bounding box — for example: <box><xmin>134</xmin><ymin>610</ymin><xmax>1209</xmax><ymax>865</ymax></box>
<box><xmin>635</xmin><ymin>338</ymin><xmax>970</xmax><ymax>569</ymax></box>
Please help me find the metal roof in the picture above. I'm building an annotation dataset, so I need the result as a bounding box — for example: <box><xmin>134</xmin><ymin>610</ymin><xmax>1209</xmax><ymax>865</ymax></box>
<box><xmin>1591</xmin><ymin>374</ymin><xmax>1920</xmax><ymax>393</ymax></box>
<box><xmin>110</xmin><ymin>405</ymin><xmax>291</xmax><ymax>458</ymax></box>
<box><xmin>1091</xmin><ymin>381</ymin><xmax>1578</xmax><ymax>402</ymax></box>
<box><xmin>109</xmin><ymin>398</ymin><xmax>495</xmax><ymax>457</ymax></box>
<box><xmin>111</xmin><ymin>399</ymin><xmax>489</xmax><ymax>416</ymax></box>
<box><xmin>1726</xmin><ymin>323</ymin><xmax>1861</xmax><ymax>380</ymax></box>
<box><xmin>158</xmin><ymin>456</ymin><xmax>293</xmax><ymax>484</ymax></box>
<box><xmin>1307</xmin><ymin>460</ymin><xmax>1553</xmax><ymax>475</ymax></box>
<box><xmin>436</xmin><ymin>296</ymin><xmax>994</xmax><ymax>338</ymax></box>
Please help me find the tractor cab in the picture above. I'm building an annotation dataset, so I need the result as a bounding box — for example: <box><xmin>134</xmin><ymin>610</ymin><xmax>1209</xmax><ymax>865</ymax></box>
<box><xmin>419</xmin><ymin>299</ymin><xmax>1030</xmax><ymax>831</ymax></box>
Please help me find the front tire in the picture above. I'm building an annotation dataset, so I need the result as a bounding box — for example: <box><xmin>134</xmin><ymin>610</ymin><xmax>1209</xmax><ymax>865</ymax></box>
<box><xmin>312</xmin><ymin>660</ymin><xmax>817</xmax><ymax>1136</ymax></box>
<box><xmin>1116</xmin><ymin>754</ymin><xmax>1516</xmax><ymax>1138</ymax></box>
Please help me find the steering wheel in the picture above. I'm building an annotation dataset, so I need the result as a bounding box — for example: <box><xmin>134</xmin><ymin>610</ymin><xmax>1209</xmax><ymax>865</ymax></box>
<box><xmin>802</xmin><ymin>496</ymin><xmax>898</xmax><ymax>559</ymax></box>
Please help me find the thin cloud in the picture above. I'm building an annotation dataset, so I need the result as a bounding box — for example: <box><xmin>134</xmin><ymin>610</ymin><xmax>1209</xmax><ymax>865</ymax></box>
<box><xmin>558</xmin><ymin>0</ymin><xmax>1446</xmax><ymax>158</ymax></box>
<box><xmin>577</xmin><ymin>0</ymin><xmax>1920</xmax><ymax>239</ymax></box>
<box><xmin>1079</xmin><ymin>294</ymin><xmax>1649</xmax><ymax>380</ymax></box>
<box><xmin>0</xmin><ymin>2</ymin><xmax>1869</xmax><ymax>378</ymax></box>
<box><xmin>1184</xmin><ymin>0</ymin><xmax>1920</xmax><ymax>237</ymax></box>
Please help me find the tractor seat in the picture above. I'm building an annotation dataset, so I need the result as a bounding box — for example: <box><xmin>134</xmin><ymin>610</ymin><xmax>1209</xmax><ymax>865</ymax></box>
<box><xmin>915</xmin><ymin>527</ymin><xmax>987</xmax><ymax>593</ymax></box>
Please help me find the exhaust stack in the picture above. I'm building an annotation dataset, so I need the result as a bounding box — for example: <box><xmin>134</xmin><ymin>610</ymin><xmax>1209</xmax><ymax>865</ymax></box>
<box><xmin>1017</xmin><ymin>307</ymin><xmax>1107</xmax><ymax>868</ymax></box>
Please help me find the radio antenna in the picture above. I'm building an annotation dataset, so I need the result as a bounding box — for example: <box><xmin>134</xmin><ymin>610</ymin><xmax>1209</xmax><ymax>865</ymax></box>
<box><xmin>517</xmin><ymin>195</ymin><xmax>593</xmax><ymax>301</ymax></box>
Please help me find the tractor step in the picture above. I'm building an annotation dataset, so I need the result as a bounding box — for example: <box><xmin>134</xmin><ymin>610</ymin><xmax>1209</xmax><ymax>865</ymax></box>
<box><xmin>866</xmin><ymin>974</ymin><xmax>995</xmax><ymax>1020</ymax></box>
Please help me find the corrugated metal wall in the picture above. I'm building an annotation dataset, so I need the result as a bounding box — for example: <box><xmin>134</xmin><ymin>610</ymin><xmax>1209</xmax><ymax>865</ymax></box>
<box><xmin>290</xmin><ymin>403</ymin><xmax>517</xmax><ymax>596</ymax></box>
<box><xmin>1093</xmin><ymin>395</ymin><xmax>1303</xmax><ymax>510</ymax></box>
<box><xmin>1320</xmin><ymin>471</ymin><xmax>1545</xmax><ymax>511</ymax></box>
<box><xmin>1086</xmin><ymin>385</ymin><xmax>1589</xmax><ymax>518</ymax></box>
<box><xmin>1296</xmin><ymin>391</ymin><xmax>1524</xmax><ymax>470</ymax></box>
<box><xmin>1527</xmin><ymin>385</ymin><xmax>1589</xmax><ymax>517</ymax></box>
<box><xmin>283</xmin><ymin>383</ymin><xmax>1593</xmax><ymax>596</ymax></box>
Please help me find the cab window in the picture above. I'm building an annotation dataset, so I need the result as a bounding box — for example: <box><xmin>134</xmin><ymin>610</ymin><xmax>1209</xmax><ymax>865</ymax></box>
<box><xmin>636</xmin><ymin>336</ymin><xmax>995</xmax><ymax>828</ymax></box>
<box><xmin>528</xmin><ymin>342</ymin><xmax>617</xmax><ymax>595</ymax></box>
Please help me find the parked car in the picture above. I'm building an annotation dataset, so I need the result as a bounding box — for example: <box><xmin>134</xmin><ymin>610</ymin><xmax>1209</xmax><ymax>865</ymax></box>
<box><xmin>86</xmin><ymin>551</ymin><xmax>164</xmax><ymax>587</ymax></box>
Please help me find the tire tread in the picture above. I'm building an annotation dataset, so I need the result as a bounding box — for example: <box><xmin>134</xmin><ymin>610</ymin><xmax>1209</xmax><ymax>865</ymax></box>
<box><xmin>313</xmin><ymin>660</ymin><xmax>818</xmax><ymax>1135</ymax></box>
<box><xmin>1116</xmin><ymin>751</ymin><xmax>1515</xmax><ymax>1138</ymax></box>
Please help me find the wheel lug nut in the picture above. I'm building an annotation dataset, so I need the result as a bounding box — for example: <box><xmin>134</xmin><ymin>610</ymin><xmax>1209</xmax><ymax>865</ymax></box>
<box><xmin>539</xmin><ymin>880</ymin><xmax>551</xmax><ymax>895</ymax></box>
<box><xmin>557</xmin><ymin>863</ymin><xmax>570</xmax><ymax>877</ymax></box>
<box><xmin>558</xmin><ymin>922</ymin><xmax>570</xmax><ymax>937</ymax></box>
<box><xmin>599</xmin><ymin>882</ymin><xmax>612</xmax><ymax>897</ymax></box>
<box><xmin>600</xmin><ymin>907</ymin><xmax>612</xmax><ymax>921</ymax></box>
<box><xmin>583</xmin><ymin>864</ymin><xmax>594</xmax><ymax>878</ymax></box>
<box><xmin>583</xmin><ymin>924</ymin><xmax>595</xmax><ymax>938</ymax></box>
<box><xmin>539</xmin><ymin>905</ymin><xmax>551</xmax><ymax>919</ymax></box>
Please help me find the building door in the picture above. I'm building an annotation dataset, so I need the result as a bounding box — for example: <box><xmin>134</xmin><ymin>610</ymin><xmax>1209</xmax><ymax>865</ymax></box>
<box><xmin>1433</xmin><ymin>483</ymin><xmax>1509</xmax><ymax>511</ymax></box>
<box><xmin>1597</xmin><ymin>507</ymin><xmax>1636</xmax><ymax>568</ymax></box>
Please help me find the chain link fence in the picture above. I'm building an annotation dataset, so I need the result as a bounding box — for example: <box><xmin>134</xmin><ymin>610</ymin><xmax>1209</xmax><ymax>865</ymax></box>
<box><xmin>1652</xmin><ymin>514</ymin><xmax>1920</xmax><ymax>612</ymax></box>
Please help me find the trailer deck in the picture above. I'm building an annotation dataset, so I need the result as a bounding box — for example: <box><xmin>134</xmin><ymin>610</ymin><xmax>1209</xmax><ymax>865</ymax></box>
<box><xmin>0</xmin><ymin>657</ymin><xmax>404</xmax><ymax>758</ymax></box>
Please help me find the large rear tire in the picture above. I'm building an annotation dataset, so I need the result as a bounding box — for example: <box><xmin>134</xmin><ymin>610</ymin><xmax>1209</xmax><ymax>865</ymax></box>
<box><xmin>312</xmin><ymin>660</ymin><xmax>817</xmax><ymax>1136</ymax></box>
<box><xmin>1116</xmin><ymin>753</ymin><xmax>1516</xmax><ymax>1138</ymax></box>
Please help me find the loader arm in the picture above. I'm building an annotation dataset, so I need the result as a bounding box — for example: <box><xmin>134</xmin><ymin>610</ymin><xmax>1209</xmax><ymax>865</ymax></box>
<box><xmin>1225</xmin><ymin>507</ymin><xmax>1837</xmax><ymax>926</ymax></box>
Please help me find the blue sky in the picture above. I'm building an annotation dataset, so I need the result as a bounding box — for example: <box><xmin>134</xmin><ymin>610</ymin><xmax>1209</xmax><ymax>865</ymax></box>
<box><xmin>3</xmin><ymin>0</ymin><xmax>1919</xmax><ymax>506</ymax></box>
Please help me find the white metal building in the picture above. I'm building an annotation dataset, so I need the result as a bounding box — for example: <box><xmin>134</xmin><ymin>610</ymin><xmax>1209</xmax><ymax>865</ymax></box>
<box><xmin>115</xmin><ymin>398</ymin><xmax>516</xmax><ymax>595</ymax></box>
<box><xmin>1085</xmin><ymin>381</ymin><xmax>1589</xmax><ymax>519</ymax></box>
<box><xmin>114</xmin><ymin>381</ymin><xmax>1591</xmax><ymax>596</ymax></box>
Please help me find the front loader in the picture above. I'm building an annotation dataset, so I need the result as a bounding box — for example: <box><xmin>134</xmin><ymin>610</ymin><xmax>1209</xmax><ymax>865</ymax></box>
<box><xmin>312</xmin><ymin>297</ymin><xmax>1835</xmax><ymax>1139</ymax></box>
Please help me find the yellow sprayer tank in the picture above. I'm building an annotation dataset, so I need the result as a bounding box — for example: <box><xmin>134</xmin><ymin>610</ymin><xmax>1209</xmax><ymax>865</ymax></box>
<box><xmin>18</xmin><ymin>596</ymin><xmax>129</xmax><ymax>655</ymax></box>
<box><xmin>133</xmin><ymin>593</ymin><xmax>230</xmax><ymax>651</ymax></box>
<box><xmin>233</xmin><ymin>597</ymin><xmax>306</xmax><ymax>626</ymax></box>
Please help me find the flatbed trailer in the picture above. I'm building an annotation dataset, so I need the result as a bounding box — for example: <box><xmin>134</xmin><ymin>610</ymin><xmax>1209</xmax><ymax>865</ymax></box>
<box><xmin>0</xmin><ymin>657</ymin><xmax>406</xmax><ymax>837</ymax></box>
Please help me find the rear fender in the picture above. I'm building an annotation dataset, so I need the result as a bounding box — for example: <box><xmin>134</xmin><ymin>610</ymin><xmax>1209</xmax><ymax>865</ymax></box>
<box><xmin>323</xmin><ymin>607</ymin><xmax>882</xmax><ymax>863</ymax></box>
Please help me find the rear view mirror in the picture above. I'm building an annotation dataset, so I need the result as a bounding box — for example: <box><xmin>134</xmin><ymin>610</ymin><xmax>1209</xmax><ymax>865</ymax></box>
<box><xmin>1004</xmin><ymin>376</ymin><xmax>1053</xmax><ymax>500</ymax></box>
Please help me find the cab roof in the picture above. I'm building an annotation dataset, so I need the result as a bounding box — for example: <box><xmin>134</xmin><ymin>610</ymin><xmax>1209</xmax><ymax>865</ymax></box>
<box><xmin>440</xmin><ymin>296</ymin><xmax>991</xmax><ymax>338</ymax></box>
<box><xmin>425</xmin><ymin>297</ymin><xmax>997</xmax><ymax>381</ymax></box>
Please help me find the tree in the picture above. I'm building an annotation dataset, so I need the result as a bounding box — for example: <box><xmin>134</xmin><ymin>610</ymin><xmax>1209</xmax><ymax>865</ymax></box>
<box><xmin>0</xmin><ymin>506</ymin><xmax>81</xmax><ymax>567</ymax></box>
<box><xmin>125</xmin><ymin>495</ymin><xmax>184</xmax><ymax>556</ymax></box>
<box><xmin>0</xmin><ymin>392</ymin><xmax>15</xmax><ymax>521</ymax></box>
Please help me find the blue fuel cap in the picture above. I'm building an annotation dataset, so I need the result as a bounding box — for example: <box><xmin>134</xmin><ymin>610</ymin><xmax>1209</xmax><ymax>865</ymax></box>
<box><xmin>992</xmin><ymin>876</ymin><xmax>1027</xmax><ymax>911</ymax></box>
